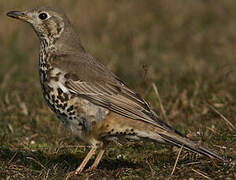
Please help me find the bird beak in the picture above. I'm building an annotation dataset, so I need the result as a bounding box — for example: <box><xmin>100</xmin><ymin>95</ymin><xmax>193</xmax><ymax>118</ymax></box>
<box><xmin>7</xmin><ymin>11</ymin><xmax>31</xmax><ymax>22</ymax></box>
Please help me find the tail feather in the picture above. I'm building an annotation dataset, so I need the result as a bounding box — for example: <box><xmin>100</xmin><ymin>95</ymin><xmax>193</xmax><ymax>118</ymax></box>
<box><xmin>159</xmin><ymin>132</ymin><xmax>226</xmax><ymax>162</ymax></box>
<box><xmin>150</xmin><ymin>113</ymin><xmax>226</xmax><ymax>161</ymax></box>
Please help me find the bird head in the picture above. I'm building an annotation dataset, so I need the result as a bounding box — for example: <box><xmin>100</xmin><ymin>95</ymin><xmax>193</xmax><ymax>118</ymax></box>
<box><xmin>7</xmin><ymin>6</ymin><xmax>84</xmax><ymax>53</ymax></box>
<box><xmin>7</xmin><ymin>7</ymin><xmax>69</xmax><ymax>41</ymax></box>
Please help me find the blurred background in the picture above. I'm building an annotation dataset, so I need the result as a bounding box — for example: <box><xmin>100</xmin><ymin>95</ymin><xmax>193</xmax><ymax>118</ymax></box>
<box><xmin>0</xmin><ymin>0</ymin><xmax>235</xmax><ymax>179</ymax></box>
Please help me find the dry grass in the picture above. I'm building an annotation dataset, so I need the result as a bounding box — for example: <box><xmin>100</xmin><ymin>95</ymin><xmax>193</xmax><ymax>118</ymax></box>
<box><xmin>0</xmin><ymin>0</ymin><xmax>235</xmax><ymax>179</ymax></box>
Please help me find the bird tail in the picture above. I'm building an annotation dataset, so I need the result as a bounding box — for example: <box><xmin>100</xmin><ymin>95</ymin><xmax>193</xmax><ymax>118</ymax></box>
<box><xmin>156</xmin><ymin>130</ymin><xmax>226</xmax><ymax>162</ymax></box>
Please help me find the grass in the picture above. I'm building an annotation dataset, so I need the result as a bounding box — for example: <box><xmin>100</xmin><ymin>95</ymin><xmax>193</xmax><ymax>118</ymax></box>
<box><xmin>0</xmin><ymin>0</ymin><xmax>235</xmax><ymax>179</ymax></box>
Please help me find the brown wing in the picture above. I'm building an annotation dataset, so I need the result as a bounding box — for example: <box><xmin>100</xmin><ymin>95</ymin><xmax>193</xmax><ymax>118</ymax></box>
<box><xmin>53</xmin><ymin>53</ymin><xmax>175</xmax><ymax>131</ymax></box>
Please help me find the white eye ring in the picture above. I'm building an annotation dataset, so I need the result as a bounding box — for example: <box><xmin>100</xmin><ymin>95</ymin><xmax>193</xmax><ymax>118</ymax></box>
<box><xmin>38</xmin><ymin>12</ymin><xmax>50</xmax><ymax>20</ymax></box>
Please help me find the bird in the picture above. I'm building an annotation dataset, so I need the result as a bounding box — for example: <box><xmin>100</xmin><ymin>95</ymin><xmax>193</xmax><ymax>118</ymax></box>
<box><xmin>7</xmin><ymin>6</ymin><xmax>226</xmax><ymax>174</ymax></box>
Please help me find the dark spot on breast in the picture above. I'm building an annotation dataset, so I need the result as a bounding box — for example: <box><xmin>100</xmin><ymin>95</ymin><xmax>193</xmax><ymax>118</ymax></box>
<box><xmin>67</xmin><ymin>105</ymin><xmax>74</xmax><ymax>112</ymax></box>
<box><xmin>56</xmin><ymin>72</ymin><xmax>62</xmax><ymax>76</ymax></box>
<box><xmin>64</xmin><ymin>93</ymin><xmax>69</xmax><ymax>101</ymax></box>
<box><xmin>61</xmin><ymin>104</ymin><xmax>67</xmax><ymax>110</ymax></box>
<box><xmin>45</xmin><ymin>63</ymin><xmax>50</xmax><ymax>69</ymax></box>
<box><xmin>40</xmin><ymin>69</ymin><xmax>47</xmax><ymax>81</ymax></box>
<box><xmin>69</xmin><ymin>111</ymin><xmax>75</xmax><ymax>116</ymax></box>
<box><xmin>57</xmin><ymin>88</ymin><xmax>63</xmax><ymax>95</ymax></box>
<box><xmin>57</xmin><ymin>94</ymin><xmax>67</xmax><ymax>103</ymax></box>
<box><xmin>56</xmin><ymin>103</ymin><xmax>62</xmax><ymax>108</ymax></box>
<box><xmin>41</xmin><ymin>63</ymin><xmax>45</xmax><ymax>68</ymax></box>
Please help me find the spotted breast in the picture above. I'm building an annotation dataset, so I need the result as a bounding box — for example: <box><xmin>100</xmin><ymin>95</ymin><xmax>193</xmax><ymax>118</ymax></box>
<box><xmin>38</xmin><ymin>42</ymin><xmax>109</xmax><ymax>143</ymax></box>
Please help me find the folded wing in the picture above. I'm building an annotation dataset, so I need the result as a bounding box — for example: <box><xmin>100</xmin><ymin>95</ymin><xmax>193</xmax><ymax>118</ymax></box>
<box><xmin>54</xmin><ymin>53</ymin><xmax>177</xmax><ymax>132</ymax></box>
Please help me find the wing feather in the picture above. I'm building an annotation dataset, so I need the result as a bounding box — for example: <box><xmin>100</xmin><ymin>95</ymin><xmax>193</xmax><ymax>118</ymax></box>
<box><xmin>66</xmin><ymin>79</ymin><xmax>169</xmax><ymax>129</ymax></box>
<box><xmin>54</xmin><ymin>53</ymin><xmax>177</xmax><ymax>132</ymax></box>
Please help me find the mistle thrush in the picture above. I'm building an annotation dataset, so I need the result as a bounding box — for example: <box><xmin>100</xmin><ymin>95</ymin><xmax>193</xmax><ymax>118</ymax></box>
<box><xmin>7</xmin><ymin>7</ymin><xmax>226</xmax><ymax>174</ymax></box>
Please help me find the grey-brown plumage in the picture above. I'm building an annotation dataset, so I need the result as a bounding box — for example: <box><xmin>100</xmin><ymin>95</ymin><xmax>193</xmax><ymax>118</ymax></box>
<box><xmin>7</xmin><ymin>6</ymin><xmax>226</xmax><ymax>174</ymax></box>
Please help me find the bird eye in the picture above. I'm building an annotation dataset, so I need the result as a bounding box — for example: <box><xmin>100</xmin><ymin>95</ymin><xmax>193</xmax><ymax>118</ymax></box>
<box><xmin>38</xmin><ymin>12</ymin><xmax>48</xmax><ymax>20</ymax></box>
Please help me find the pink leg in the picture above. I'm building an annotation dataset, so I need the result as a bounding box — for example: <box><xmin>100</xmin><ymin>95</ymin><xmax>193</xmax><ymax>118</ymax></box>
<box><xmin>88</xmin><ymin>149</ymin><xmax>105</xmax><ymax>171</ymax></box>
<box><xmin>75</xmin><ymin>148</ymin><xmax>96</xmax><ymax>174</ymax></box>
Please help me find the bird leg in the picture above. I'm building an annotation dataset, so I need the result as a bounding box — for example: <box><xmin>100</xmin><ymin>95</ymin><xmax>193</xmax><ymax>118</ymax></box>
<box><xmin>87</xmin><ymin>149</ymin><xmax>105</xmax><ymax>171</ymax></box>
<box><xmin>75</xmin><ymin>147</ymin><xmax>96</xmax><ymax>174</ymax></box>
